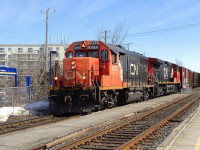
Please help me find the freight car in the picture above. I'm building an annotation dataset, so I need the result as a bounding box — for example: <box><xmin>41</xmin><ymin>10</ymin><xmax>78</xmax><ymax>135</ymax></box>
<box><xmin>49</xmin><ymin>40</ymin><xmax>199</xmax><ymax>114</ymax></box>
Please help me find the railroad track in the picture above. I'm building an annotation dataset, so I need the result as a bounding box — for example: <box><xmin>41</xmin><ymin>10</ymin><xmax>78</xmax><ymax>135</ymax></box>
<box><xmin>40</xmin><ymin>93</ymin><xmax>200</xmax><ymax>150</ymax></box>
<box><xmin>0</xmin><ymin>115</ymin><xmax>79</xmax><ymax>135</ymax></box>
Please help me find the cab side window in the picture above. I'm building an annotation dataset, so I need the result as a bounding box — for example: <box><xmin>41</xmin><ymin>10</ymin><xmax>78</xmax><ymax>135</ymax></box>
<box><xmin>101</xmin><ymin>50</ymin><xmax>108</xmax><ymax>62</ymax></box>
<box><xmin>112</xmin><ymin>52</ymin><xmax>117</xmax><ymax>64</ymax></box>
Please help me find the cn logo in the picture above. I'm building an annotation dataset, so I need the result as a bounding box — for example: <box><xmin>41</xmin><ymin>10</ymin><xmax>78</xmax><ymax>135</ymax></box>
<box><xmin>130</xmin><ymin>64</ymin><xmax>138</xmax><ymax>75</ymax></box>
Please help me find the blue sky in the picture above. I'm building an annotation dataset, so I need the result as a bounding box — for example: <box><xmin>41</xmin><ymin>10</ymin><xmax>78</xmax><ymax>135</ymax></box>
<box><xmin>0</xmin><ymin>0</ymin><xmax>200</xmax><ymax>72</ymax></box>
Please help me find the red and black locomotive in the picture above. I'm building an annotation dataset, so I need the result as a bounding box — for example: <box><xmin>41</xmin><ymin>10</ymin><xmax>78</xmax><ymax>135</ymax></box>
<box><xmin>49</xmin><ymin>40</ymin><xmax>200</xmax><ymax>113</ymax></box>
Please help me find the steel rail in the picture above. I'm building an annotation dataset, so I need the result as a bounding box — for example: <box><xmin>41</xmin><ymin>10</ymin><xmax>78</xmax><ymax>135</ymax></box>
<box><xmin>0</xmin><ymin>115</ymin><xmax>79</xmax><ymax>135</ymax></box>
<box><xmin>0</xmin><ymin>116</ymin><xmax>53</xmax><ymax>131</ymax></box>
<box><xmin>116</xmin><ymin>96</ymin><xmax>200</xmax><ymax>150</ymax></box>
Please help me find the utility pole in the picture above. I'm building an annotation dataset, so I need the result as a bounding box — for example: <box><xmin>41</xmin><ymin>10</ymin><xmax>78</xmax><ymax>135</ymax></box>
<box><xmin>103</xmin><ymin>30</ymin><xmax>110</xmax><ymax>43</ymax></box>
<box><xmin>42</xmin><ymin>8</ymin><xmax>55</xmax><ymax>71</ymax></box>
<box><xmin>121</xmin><ymin>42</ymin><xmax>133</xmax><ymax>51</ymax></box>
<box><xmin>45</xmin><ymin>8</ymin><xmax>49</xmax><ymax>72</ymax></box>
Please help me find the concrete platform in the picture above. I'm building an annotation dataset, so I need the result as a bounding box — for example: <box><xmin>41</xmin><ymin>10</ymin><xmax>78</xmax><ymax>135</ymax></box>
<box><xmin>159</xmin><ymin>104</ymin><xmax>200</xmax><ymax>150</ymax></box>
<box><xmin>0</xmin><ymin>94</ymin><xmax>188</xmax><ymax>150</ymax></box>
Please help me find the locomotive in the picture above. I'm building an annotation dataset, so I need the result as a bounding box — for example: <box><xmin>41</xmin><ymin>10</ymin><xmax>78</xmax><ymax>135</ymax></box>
<box><xmin>49</xmin><ymin>40</ymin><xmax>200</xmax><ymax>114</ymax></box>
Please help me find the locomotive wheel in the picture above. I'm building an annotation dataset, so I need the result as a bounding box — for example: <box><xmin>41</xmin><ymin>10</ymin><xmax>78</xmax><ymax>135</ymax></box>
<box><xmin>107</xmin><ymin>100</ymin><xmax>112</xmax><ymax>109</ymax></box>
<box><xmin>107</xmin><ymin>99</ymin><xmax>116</xmax><ymax>109</ymax></box>
<box><xmin>107</xmin><ymin>96</ymin><xmax>116</xmax><ymax>109</ymax></box>
<box><xmin>143</xmin><ymin>90</ymin><xmax>149</xmax><ymax>101</ymax></box>
<box><xmin>174</xmin><ymin>85</ymin><xmax>178</xmax><ymax>93</ymax></box>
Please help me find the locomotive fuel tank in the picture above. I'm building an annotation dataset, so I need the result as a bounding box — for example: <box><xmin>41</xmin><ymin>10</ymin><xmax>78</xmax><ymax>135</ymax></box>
<box><xmin>126</xmin><ymin>91</ymin><xmax>143</xmax><ymax>103</ymax></box>
<box><xmin>164</xmin><ymin>85</ymin><xmax>176</xmax><ymax>94</ymax></box>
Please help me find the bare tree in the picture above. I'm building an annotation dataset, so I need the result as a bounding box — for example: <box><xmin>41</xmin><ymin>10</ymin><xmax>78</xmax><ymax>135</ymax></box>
<box><xmin>10</xmin><ymin>50</ymin><xmax>48</xmax><ymax>86</ymax></box>
<box><xmin>0</xmin><ymin>76</ymin><xmax>15</xmax><ymax>87</ymax></box>
<box><xmin>96</xmin><ymin>20</ymin><xmax>129</xmax><ymax>45</ymax></box>
<box><xmin>175</xmin><ymin>59</ymin><xmax>184</xmax><ymax>67</ymax></box>
<box><xmin>111</xmin><ymin>20</ymin><xmax>129</xmax><ymax>45</ymax></box>
<box><xmin>95</xmin><ymin>25</ymin><xmax>104</xmax><ymax>41</ymax></box>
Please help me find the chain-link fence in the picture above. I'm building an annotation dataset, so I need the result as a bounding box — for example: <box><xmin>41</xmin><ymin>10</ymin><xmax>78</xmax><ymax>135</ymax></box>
<box><xmin>0</xmin><ymin>86</ymin><xmax>49</xmax><ymax>107</ymax></box>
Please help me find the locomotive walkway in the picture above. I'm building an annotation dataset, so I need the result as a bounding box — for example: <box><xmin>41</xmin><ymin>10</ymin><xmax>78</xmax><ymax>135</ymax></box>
<box><xmin>0</xmin><ymin>93</ymin><xmax>196</xmax><ymax>150</ymax></box>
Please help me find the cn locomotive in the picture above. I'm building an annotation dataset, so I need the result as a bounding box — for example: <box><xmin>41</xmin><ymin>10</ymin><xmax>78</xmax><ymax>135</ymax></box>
<box><xmin>49</xmin><ymin>40</ymin><xmax>200</xmax><ymax>113</ymax></box>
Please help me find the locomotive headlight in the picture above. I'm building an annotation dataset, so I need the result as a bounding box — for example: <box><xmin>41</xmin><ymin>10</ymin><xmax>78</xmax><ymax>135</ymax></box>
<box><xmin>71</xmin><ymin>60</ymin><xmax>76</xmax><ymax>69</ymax></box>
<box><xmin>54</xmin><ymin>76</ymin><xmax>58</xmax><ymax>80</ymax></box>
<box><xmin>82</xmin><ymin>76</ymin><xmax>86</xmax><ymax>80</ymax></box>
<box><xmin>72</xmin><ymin>65</ymin><xmax>76</xmax><ymax>69</ymax></box>
<box><xmin>71</xmin><ymin>61</ymin><xmax>76</xmax><ymax>65</ymax></box>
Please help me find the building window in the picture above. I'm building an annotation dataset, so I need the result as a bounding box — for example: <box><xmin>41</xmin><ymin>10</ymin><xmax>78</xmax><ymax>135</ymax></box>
<box><xmin>8</xmin><ymin>48</ymin><xmax>12</xmax><ymax>51</ymax></box>
<box><xmin>28</xmin><ymin>55</ymin><xmax>33</xmax><ymax>60</ymax></box>
<box><xmin>7</xmin><ymin>62</ymin><xmax>11</xmax><ymax>66</ymax></box>
<box><xmin>0</xmin><ymin>48</ymin><xmax>5</xmax><ymax>53</ymax></box>
<box><xmin>0</xmin><ymin>55</ymin><xmax>5</xmax><ymax>60</ymax></box>
<box><xmin>56</xmin><ymin>47</ymin><xmax>59</xmax><ymax>50</ymax></box>
<box><xmin>48</xmin><ymin>47</ymin><xmax>53</xmax><ymax>51</ymax></box>
<box><xmin>0</xmin><ymin>62</ymin><xmax>5</xmax><ymax>66</ymax></box>
<box><xmin>28</xmin><ymin>48</ymin><xmax>33</xmax><ymax>53</ymax></box>
<box><xmin>8</xmin><ymin>55</ymin><xmax>11</xmax><ymax>60</ymax></box>
<box><xmin>18</xmin><ymin>48</ymin><xmax>23</xmax><ymax>53</ymax></box>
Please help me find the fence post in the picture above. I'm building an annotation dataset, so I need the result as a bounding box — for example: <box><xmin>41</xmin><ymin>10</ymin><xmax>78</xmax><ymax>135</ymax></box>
<box><xmin>12</xmin><ymin>88</ymin><xmax>14</xmax><ymax>107</ymax></box>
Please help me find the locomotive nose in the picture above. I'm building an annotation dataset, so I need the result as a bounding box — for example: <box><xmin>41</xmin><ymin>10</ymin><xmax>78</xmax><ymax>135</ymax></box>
<box><xmin>63</xmin><ymin>57</ymin><xmax>99</xmax><ymax>87</ymax></box>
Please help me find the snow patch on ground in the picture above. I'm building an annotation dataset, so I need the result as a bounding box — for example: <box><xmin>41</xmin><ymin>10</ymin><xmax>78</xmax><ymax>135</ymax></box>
<box><xmin>0</xmin><ymin>99</ymin><xmax>49</xmax><ymax>122</ymax></box>
<box><xmin>0</xmin><ymin>107</ymin><xmax>29</xmax><ymax>122</ymax></box>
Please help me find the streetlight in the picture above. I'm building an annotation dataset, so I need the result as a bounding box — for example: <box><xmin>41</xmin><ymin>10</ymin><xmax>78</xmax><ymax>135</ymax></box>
<box><xmin>49</xmin><ymin>50</ymin><xmax>58</xmax><ymax>87</ymax></box>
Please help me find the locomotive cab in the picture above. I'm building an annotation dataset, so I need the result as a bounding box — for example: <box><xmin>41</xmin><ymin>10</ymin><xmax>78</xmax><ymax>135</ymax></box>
<box><xmin>61</xmin><ymin>41</ymin><xmax>124</xmax><ymax>88</ymax></box>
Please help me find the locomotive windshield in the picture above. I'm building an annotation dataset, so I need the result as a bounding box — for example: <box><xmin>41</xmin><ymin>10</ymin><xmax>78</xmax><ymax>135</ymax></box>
<box><xmin>66</xmin><ymin>52</ymin><xmax>73</xmax><ymax>58</ymax></box>
<box><xmin>75</xmin><ymin>52</ymin><xmax>86</xmax><ymax>57</ymax></box>
<box><xmin>75</xmin><ymin>51</ymin><xmax>98</xmax><ymax>58</ymax></box>
<box><xmin>88</xmin><ymin>51</ymin><xmax>98</xmax><ymax>58</ymax></box>
<box><xmin>66</xmin><ymin>51</ymin><xmax>99</xmax><ymax>58</ymax></box>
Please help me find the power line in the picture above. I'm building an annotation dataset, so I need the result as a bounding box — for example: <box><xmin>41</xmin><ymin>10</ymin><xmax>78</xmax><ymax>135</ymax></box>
<box><xmin>121</xmin><ymin>42</ymin><xmax>133</xmax><ymax>50</ymax></box>
<box><xmin>108</xmin><ymin>22</ymin><xmax>200</xmax><ymax>38</ymax></box>
<box><xmin>0</xmin><ymin>29</ymin><xmax>42</xmax><ymax>43</ymax></box>
<box><xmin>134</xmin><ymin>39</ymin><xmax>200</xmax><ymax>47</ymax></box>
<box><xmin>56</xmin><ymin>10</ymin><xmax>84</xmax><ymax>24</ymax></box>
